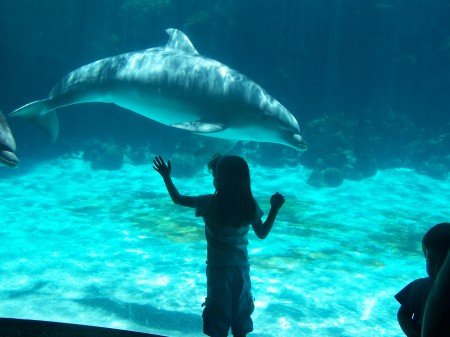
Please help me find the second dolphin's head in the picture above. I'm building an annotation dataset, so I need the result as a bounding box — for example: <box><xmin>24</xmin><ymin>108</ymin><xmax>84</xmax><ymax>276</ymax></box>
<box><xmin>0</xmin><ymin>111</ymin><xmax>19</xmax><ymax>168</ymax></box>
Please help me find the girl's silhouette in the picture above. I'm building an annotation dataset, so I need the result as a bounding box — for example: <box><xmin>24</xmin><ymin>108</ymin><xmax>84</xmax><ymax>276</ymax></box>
<box><xmin>153</xmin><ymin>155</ymin><xmax>285</xmax><ymax>337</ymax></box>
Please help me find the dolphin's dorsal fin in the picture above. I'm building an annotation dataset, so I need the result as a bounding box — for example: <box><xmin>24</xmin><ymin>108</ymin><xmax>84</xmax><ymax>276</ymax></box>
<box><xmin>165</xmin><ymin>28</ymin><xmax>199</xmax><ymax>54</ymax></box>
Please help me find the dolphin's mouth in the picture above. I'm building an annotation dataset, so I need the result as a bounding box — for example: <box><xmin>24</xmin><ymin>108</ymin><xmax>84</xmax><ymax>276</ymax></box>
<box><xmin>294</xmin><ymin>134</ymin><xmax>307</xmax><ymax>151</ymax></box>
<box><xmin>0</xmin><ymin>148</ymin><xmax>19</xmax><ymax>168</ymax></box>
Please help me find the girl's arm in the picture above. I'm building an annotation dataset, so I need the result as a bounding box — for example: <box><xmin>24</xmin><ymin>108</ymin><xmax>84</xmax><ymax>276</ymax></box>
<box><xmin>153</xmin><ymin>156</ymin><xmax>195</xmax><ymax>208</ymax></box>
<box><xmin>252</xmin><ymin>192</ymin><xmax>285</xmax><ymax>239</ymax></box>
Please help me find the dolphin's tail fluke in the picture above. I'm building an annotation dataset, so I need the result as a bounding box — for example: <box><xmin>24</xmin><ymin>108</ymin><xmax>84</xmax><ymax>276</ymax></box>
<box><xmin>9</xmin><ymin>100</ymin><xmax>59</xmax><ymax>143</ymax></box>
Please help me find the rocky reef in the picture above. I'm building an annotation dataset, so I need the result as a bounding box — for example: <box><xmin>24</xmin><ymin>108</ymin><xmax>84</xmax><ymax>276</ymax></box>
<box><xmin>77</xmin><ymin>139</ymin><xmax>156</xmax><ymax>171</ymax></box>
<box><xmin>298</xmin><ymin>110</ymin><xmax>450</xmax><ymax>187</ymax></box>
<box><xmin>64</xmin><ymin>109</ymin><xmax>449</xmax><ymax>188</ymax></box>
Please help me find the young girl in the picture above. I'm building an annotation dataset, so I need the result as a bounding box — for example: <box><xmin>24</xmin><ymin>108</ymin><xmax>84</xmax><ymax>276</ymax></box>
<box><xmin>153</xmin><ymin>155</ymin><xmax>285</xmax><ymax>337</ymax></box>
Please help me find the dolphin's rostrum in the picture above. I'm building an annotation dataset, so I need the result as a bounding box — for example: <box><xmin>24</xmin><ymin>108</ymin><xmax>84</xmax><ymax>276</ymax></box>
<box><xmin>10</xmin><ymin>29</ymin><xmax>307</xmax><ymax>151</ymax></box>
<box><xmin>0</xmin><ymin>110</ymin><xmax>19</xmax><ymax>168</ymax></box>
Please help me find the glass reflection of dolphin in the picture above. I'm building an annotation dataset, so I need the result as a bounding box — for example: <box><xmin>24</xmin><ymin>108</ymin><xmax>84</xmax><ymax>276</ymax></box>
<box><xmin>10</xmin><ymin>29</ymin><xmax>307</xmax><ymax>152</ymax></box>
<box><xmin>0</xmin><ymin>110</ymin><xmax>18</xmax><ymax>168</ymax></box>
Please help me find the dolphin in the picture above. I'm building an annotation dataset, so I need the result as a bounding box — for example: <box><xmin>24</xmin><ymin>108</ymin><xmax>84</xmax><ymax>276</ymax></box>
<box><xmin>10</xmin><ymin>28</ymin><xmax>307</xmax><ymax>151</ymax></box>
<box><xmin>0</xmin><ymin>110</ymin><xmax>19</xmax><ymax>168</ymax></box>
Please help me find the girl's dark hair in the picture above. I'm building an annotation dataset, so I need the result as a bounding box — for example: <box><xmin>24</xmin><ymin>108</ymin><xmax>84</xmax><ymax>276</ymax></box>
<box><xmin>208</xmin><ymin>155</ymin><xmax>256</xmax><ymax>227</ymax></box>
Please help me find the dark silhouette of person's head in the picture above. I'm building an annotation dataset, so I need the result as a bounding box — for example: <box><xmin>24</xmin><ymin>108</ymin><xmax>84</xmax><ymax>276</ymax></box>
<box><xmin>422</xmin><ymin>223</ymin><xmax>450</xmax><ymax>280</ymax></box>
<box><xmin>208</xmin><ymin>155</ymin><xmax>256</xmax><ymax>227</ymax></box>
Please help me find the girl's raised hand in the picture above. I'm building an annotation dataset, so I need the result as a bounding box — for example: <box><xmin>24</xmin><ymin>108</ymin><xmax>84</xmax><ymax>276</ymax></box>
<box><xmin>153</xmin><ymin>156</ymin><xmax>172</xmax><ymax>178</ymax></box>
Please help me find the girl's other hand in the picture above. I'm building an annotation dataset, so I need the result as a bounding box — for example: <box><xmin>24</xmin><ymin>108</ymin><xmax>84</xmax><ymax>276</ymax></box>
<box><xmin>270</xmin><ymin>192</ymin><xmax>285</xmax><ymax>210</ymax></box>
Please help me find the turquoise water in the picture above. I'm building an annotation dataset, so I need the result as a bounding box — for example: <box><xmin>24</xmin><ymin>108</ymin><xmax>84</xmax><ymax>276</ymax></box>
<box><xmin>0</xmin><ymin>157</ymin><xmax>448</xmax><ymax>337</ymax></box>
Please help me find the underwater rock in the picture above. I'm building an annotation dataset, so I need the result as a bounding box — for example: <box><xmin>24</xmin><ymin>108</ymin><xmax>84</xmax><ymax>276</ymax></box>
<box><xmin>323</xmin><ymin>168</ymin><xmax>344</xmax><ymax>187</ymax></box>
<box><xmin>91</xmin><ymin>148</ymin><xmax>123</xmax><ymax>171</ymax></box>
<box><xmin>124</xmin><ymin>145</ymin><xmax>153</xmax><ymax>166</ymax></box>
<box><xmin>322</xmin><ymin>151</ymin><xmax>348</xmax><ymax>169</ymax></box>
<box><xmin>235</xmin><ymin>142</ymin><xmax>302</xmax><ymax>168</ymax></box>
<box><xmin>366</xmin><ymin>110</ymin><xmax>418</xmax><ymax>169</ymax></box>
<box><xmin>443</xmin><ymin>155</ymin><xmax>450</xmax><ymax>171</ymax></box>
<box><xmin>408</xmin><ymin>126</ymin><xmax>450</xmax><ymax>179</ymax></box>
<box><xmin>234</xmin><ymin>141</ymin><xmax>263</xmax><ymax>164</ymax></box>
<box><xmin>82</xmin><ymin>140</ymin><xmax>124</xmax><ymax>171</ymax></box>
<box><xmin>169</xmin><ymin>151</ymin><xmax>203</xmax><ymax>177</ymax></box>
<box><xmin>341</xmin><ymin>163</ymin><xmax>363</xmax><ymax>181</ymax></box>
<box><xmin>337</xmin><ymin>146</ymin><xmax>375</xmax><ymax>181</ymax></box>
<box><xmin>298</xmin><ymin>109</ymin><xmax>450</xmax><ymax>187</ymax></box>
<box><xmin>168</xmin><ymin>136</ymin><xmax>218</xmax><ymax>177</ymax></box>
<box><xmin>299</xmin><ymin>114</ymin><xmax>356</xmax><ymax>169</ymax></box>
<box><xmin>356</xmin><ymin>158</ymin><xmax>378</xmax><ymax>179</ymax></box>
<box><xmin>416</xmin><ymin>161</ymin><xmax>448</xmax><ymax>181</ymax></box>
<box><xmin>306</xmin><ymin>168</ymin><xmax>322</xmax><ymax>187</ymax></box>
<box><xmin>307</xmin><ymin>166</ymin><xmax>344</xmax><ymax>188</ymax></box>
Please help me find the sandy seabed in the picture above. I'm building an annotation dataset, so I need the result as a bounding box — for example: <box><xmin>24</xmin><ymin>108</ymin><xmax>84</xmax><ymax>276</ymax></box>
<box><xmin>0</xmin><ymin>157</ymin><xmax>448</xmax><ymax>337</ymax></box>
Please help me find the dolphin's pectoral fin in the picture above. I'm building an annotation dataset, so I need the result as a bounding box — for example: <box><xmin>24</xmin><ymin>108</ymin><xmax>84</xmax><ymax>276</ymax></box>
<box><xmin>170</xmin><ymin>120</ymin><xmax>227</xmax><ymax>133</ymax></box>
<box><xmin>165</xmin><ymin>28</ymin><xmax>199</xmax><ymax>55</ymax></box>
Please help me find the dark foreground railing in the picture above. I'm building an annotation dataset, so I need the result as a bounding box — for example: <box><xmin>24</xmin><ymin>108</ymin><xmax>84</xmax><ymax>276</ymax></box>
<box><xmin>0</xmin><ymin>318</ymin><xmax>168</xmax><ymax>337</ymax></box>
